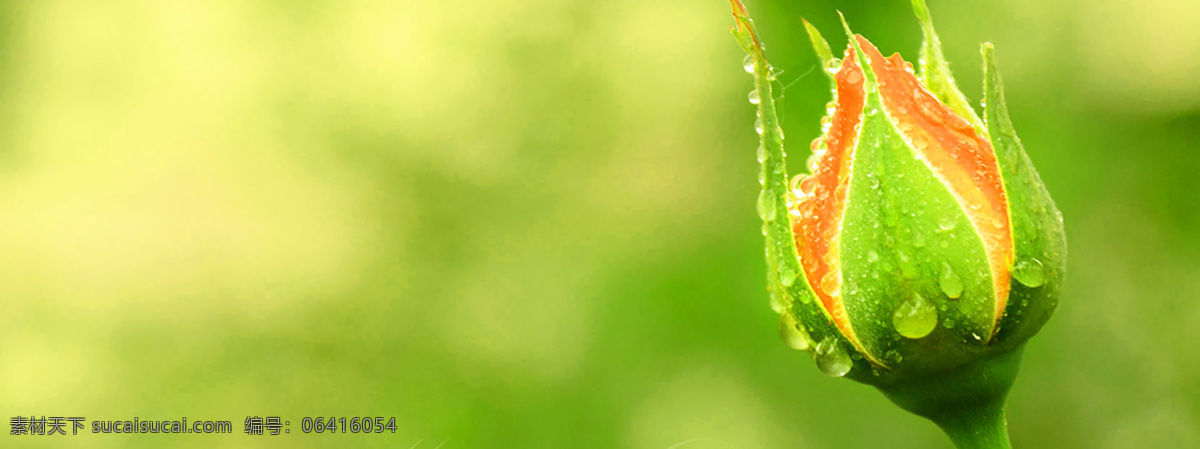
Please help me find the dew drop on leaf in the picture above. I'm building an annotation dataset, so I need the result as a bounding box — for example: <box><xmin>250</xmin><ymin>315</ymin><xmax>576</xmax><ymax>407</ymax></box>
<box><xmin>748</xmin><ymin>89</ymin><xmax>760</xmax><ymax>105</ymax></box>
<box><xmin>866</xmin><ymin>250</ymin><xmax>879</xmax><ymax>263</ymax></box>
<box><xmin>743</xmin><ymin>55</ymin><xmax>755</xmax><ymax>74</ymax></box>
<box><xmin>779</xmin><ymin>312</ymin><xmax>812</xmax><ymax>351</ymax></box>
<box><xmin>779</xmin><ymin>263</ymin><xmax>798</xmax><ymax>287</ymax></box>
<box><xmin>939</xmin><ymin>263</ymin><xmax>964</xmax><ymax>299</ymax></box>
<box><xmin>815</xmin><ymin>335</ymin><xmax>852</xmax><ymax>377</ymax></box>
<box><xmin>757</xmin><ymin>188</ymin><xmax>777</xmax><ymax>222</ymax></box>
<box><xmin>824</xmin><ymin>58</ymin><xmax>843</xmax><ymax>75</ymax></box>
<box><xmin>892</xmin><ymin>293</ymin><xmax>938</xmax><ymax>339</ymax></box>
<box><xmin>769</xmin><ymin>285</ymin><xmax>786</xmax><ymax>313</ymax></box>
<box><xmin>937</xmin><ymin>213</ymin><xmax>957</xmax><ymax>231</ymax></box>
<box><xmin>1012</xmin><ymin>258</ymin><xmax>1046</xmax><ymax>287</ymax></box>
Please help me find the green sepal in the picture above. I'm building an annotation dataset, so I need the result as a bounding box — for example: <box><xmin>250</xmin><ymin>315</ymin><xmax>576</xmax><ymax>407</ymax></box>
<box><xmin>981</xmin><ymin>44</ymin><xmax>1067</xmax><ymax>346</ymax></box>
<box><xmin>802</xmin><ymin>18</ymin><xmax>837</xmax><ymax>86</ymax></box>
<box><xmin>911</xmin><ymin>0</ymin><xmax>985</xmax><ymax>133</ymax></box>
<box><xmin>730</xmin><ymin>1</ymin><xmax>844</xmax><ymax>361</ymax></box>
<box><xmin>833</xmin><ymin>23</ymin><xmax>1000</xmax><ymax>383</ymax></box>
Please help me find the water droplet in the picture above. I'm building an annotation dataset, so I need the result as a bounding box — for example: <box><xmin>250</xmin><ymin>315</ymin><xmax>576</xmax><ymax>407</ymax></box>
<box><xmin>911</xmin><ymin>136</ymin><xmax>928</xmax><ymax>151</ymax></box>
<box><xmin>1012</xmin><ymin>259</ymin><xmax>1046</xmax><ymax>287</ymax></box>
<box><xmin>819</xmin><ymin>271</ymin><xmax>840</xmax><ymax>297</ymax></box>
<box><xmin>824</xmin><ymin>58</ymin><xmax>843</xmax><ymax>75</ymax></box>
<box><xmin>769</xmin><ymin>286</ymin><xmax>786</xmax><ymax>313</ymax></box>
<box><xmin>748</xmin><ymin>89</ymin><xmax>760</xmax><ymax>105</ymax></box>
<box><xmin>939</xmin><ymin>264</ymin><xmax>964</xmax><ymax>299</ymax></box>
<box><xmin>821</xmin><ymin>250</ymin><xmax>837</xmax><ymax>266</ymax></box>
<box><xmin>866</xmin><ymin>250</ymin><xmax>879</xmax><ymax>263</ymax></box>
<box><xmin>892</xmin><ymin>293</ymin><xmax>938</xmax><ymax>339</ymax></box>
<box><xmin>916</xmin><ymin>96</ymin><xmax>944</xmax><ymax>125</ymax></box>
<box><xmin>757</xmin><ymin>188</ymin><xmax>778</xmax><ymax>222</ymax></box>
<box><xmin>799</xmin><ymin>176</ymin><xmax>819</xmax><ymax>196</ymax></box>
<box><xmin>943</xmin><ymin>318</ymin><xmax>955</xmax><ymax>329</ymax></box>
<box><xmin>790</xmin><ymin>174</ymin><xmax>809</xmax><ymax>198</ymax></box>
<box><xmin>779</xmin><ymin>264</ymin><xmax>798</xmax><ymax>287</ymax></box>
<box><xmin>815</xmin><ymin>336</ymin><xmax>853</xmax><ymax>377</ymax></box>
<box><xmin>755</xmin><ymin>117</ymin><xmax>764</xmax><ymax>135</ymax></box>
<box><xmin>757</xmin><ymin>168</ymin><xmax>765</xmax><ymax>185</ymax></box>
<box><xmin>743</xmin><ymin>55</ymin><xmax>755</xmax><ymax>73</ymax></box>
<box><xmin>775</xmin><ymin>125</ymin><xmax>785</xmax><ymax>140</ymax></box>
<box><xmin>756</xmin><ymin>145</ymin><xmax>766</xmax><ymax>163</ymax></box>
<box><xmin>780</xmin><ymin>312</ymin><xmax>812</xmax><ymax>351</ymax></box>
<box><xmin>844</xmin><ymin>69</ymin><xmax>862</xmax><ymax>84</ymax></box>
<box><xmin>937</xmin><ymin>214</ymin><xmax>957</xmax><ymax>231</ymax></box>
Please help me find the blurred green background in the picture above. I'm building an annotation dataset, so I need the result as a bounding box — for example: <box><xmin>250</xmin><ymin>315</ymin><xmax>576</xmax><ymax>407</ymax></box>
<box><xmin>1</xmin><ymin>0</ymin><xmax>1197</xmax><ymax>447</ymax></box>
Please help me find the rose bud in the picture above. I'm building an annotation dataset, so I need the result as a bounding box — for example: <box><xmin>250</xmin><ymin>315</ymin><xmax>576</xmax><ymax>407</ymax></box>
<box><xmin>732</xmin><ymin>0</ymin><xmax>1066</xmax><ymax>446</ymax></box>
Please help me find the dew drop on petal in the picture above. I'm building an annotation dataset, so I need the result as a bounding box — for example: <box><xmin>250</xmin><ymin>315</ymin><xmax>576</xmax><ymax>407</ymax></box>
<box><xmin>815</xmin><ymin>335</ymin><xmax>853</xmax><ymax>377</ymax></box>
<box><xmin>916</xmin><ymin>96</ymin><xmax>944</xmax><ymax>125</ymax></box>
<box><xmin>844</xmin><ymin>69</ymin><xmax>862</xmax><ymax>84</ymax></box>
<box><xmin>799</xmin><ymin>176</ymin><xmax>819</xmax><ymax>196</ymax></box>
<box><xmin>1012</xmin><ymin>258</ymin><xmax>1046</xmax><ymax>287</ymax></box>
<box><xmin>790</xmin><ymin>174</ymin><xmax>809</xmax><ymax>198</ymax></box>
<box><xmin>892</xmin><ymin>293</ymin><xmax>938</xmax><ymax>339</ymax></box>
<box><xmin>819</xmin><ymin>271</ymin><xmax>840</xmax><ymax>297</ymax></box>
<box><xmin>911</xmin><ymin>136</ymin><xmax>928</xmax><ymax>151</ymax></box>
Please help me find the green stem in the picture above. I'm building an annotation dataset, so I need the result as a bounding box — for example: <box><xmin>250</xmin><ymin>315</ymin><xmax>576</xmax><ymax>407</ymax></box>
<box><xmin>875</xmin><ymin>346</ymin><xmax>1024</xmax><ymax>449</ymax></box>
<box><xmin>934</xmin><ymin>400</ymin><xmax>1011</xmax><ymax>449</ymax></box>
